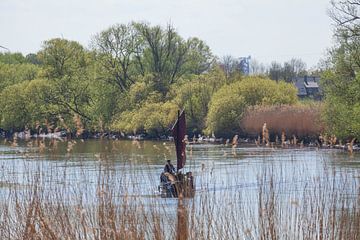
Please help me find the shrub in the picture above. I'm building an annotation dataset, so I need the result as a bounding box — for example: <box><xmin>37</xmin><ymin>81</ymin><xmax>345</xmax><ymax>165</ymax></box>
<box><xmin>205</xmin><ymin>77</ymin><xmax>298</xmax><ymax>137</ymax></box>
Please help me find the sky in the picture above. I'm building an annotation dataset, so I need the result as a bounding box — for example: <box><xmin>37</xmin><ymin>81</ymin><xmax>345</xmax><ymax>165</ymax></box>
<box><xmin>0</xmin><ymin>0</ymin><xmax>335</xmax><ymax>68</ymax></box>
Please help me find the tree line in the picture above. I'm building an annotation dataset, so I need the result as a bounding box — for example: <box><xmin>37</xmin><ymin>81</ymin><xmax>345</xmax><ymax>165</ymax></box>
<box><xmin>0</xmin><ymin>22</ymin><xmax>302</xmax><ymax>138</ymax></box>
<box><xmin>1</xmin><ymin>3</ymin><xmax>358</xmax><ymax>141</ymax></box>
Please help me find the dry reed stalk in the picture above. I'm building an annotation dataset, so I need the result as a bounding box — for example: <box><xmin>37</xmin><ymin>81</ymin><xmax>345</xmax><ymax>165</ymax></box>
<box><xmin>1</xmin><ymin>152</ymin><xmax>360</xmax><ymax>240</ymax></box>
<box><xmin>73</xmin><ymin>114</ymin><xmax>84</xmax><ymax>138</ymax></box>
<box><xmin>58</xmin><ymin>115</ymin><xmax>70</xmax><ymax>134</ymax></box>
<box><xmin>11</xmin><ymin>133</ymin><xmax>18</xmax><ymax>147</ymax></box>
<box><xmin>293</xmin><ymin>135</ymin><xmax>297</xmax><ymax>146</ymax></box>
<box><xmin>44</xmin><ymin>119</ymin><xmax>54</xmax><ymax>134</ymax></box>
<box><xmin>348</xmin><ymin>138</ymin><xmax>356</xmax><ymax>154</ymax></box>
<box><xmin>281</xmin><ymin>130</ymin><xmax>286</xmax><ymax>148</ymax></box>
<box><xmin>232</xmin><ymin>135</ymin><xmax>238</xmax><ymax>155</ymax></box>
<box><xmin>262</xmin><ymin>123</ymin><xmax>270</xmax><ymax>146</ymax></box>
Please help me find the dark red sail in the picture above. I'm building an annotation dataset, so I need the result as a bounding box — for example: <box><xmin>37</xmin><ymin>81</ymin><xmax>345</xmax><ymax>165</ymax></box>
<box><xmin>172</xmin><ymin>110</ymin><xmax>186</xmax><ymax>170</ymax></box>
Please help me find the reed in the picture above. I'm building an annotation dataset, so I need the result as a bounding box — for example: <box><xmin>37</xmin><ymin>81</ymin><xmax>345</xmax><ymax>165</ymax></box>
<box><xmin>0</xmin><ymin>149</ymin><xmax>359</xmax><ymax>239</ymax></box>
<box><xmin>241</xmin><ymin>104</ymin><xmax>323</xmax><ymax>140</ymax></box>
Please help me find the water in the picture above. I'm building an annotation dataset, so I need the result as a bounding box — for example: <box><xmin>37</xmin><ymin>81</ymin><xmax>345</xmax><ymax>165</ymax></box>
<box><xmin>0</xmin><ymin>139</ymin><xmax>359</xmax><ymax>239</ymax></box>
<box><xmin>1</xmin><ymin>139</ymin><xmax>359</xmax><ymax>200</ymax></box>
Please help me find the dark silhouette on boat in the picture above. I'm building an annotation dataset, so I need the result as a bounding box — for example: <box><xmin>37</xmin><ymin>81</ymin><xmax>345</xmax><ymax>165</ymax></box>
<box><xmin>159</xmin><ymin>110</ymin><xmax>195</xmax><ymax>198</ymax></box>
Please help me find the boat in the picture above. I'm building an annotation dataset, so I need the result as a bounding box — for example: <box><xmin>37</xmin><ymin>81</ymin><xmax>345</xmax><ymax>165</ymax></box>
<box><xmin>159</xmin><ymin>110</ymin><xmax>195</xmax><ymax>198</ymax></box>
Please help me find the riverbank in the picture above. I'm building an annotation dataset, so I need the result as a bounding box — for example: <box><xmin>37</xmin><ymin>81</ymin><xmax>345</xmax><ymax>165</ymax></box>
<box><xmin>1</xmin><ymin>128</ymin><xmax>359</xmax><ymax>153</ymax></box>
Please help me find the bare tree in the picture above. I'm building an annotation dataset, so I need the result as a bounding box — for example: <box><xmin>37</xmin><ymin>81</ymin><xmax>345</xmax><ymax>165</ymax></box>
<box><xmin>250</xmin><ymin>58</ymin><xmax>266</xmax><ymax>75</ymax></box>
<box><xmin>329</xmin><ymin>0</ymin><xmax>360</xmax><ymax>37</ymax></box>
<box><xmin>329</xmin><ymin>0</ymin><xmax>360</xmax><ymax>71</ymax></box>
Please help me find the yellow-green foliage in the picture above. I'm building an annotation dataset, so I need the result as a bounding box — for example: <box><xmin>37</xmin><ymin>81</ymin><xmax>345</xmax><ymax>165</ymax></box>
<box><xmin>0</xmin><ymin>79</ymin><xmax>54</xmax><ymax>130</ymax></box>
<box><xmin>321</xmin><ymin>70</ymin><xmax>360</xmax><ymax>140</ymax></box>
<box><xmin>206</xmin><ymin>77</ymin><xmax>298</xmax><ymax>136</ymax></box>
<box><xmin>0</xmin><ymin>62</ymin><xmax>40</xmax><ymax>89</ymax></box>
<box><xmin>112</xmin><ymin>101</ymin><xmax>178</xmax><ymax>136</ymax></box>
<box><xmin>172</xmin><ymin>68</ymin><xmax>226</xmax><ymax>134</ymax></box>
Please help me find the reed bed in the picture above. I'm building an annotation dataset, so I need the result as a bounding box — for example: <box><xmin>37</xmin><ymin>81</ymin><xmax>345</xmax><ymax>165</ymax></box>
<box><xmin>241</xmin><ymin>104</ymin><xmax>324</xmax><ymax>139</ymax></box>
<box><xmin>0</xmin><ymin>143</ymin><xmax>359</xmax><ymax>240</ymax></box>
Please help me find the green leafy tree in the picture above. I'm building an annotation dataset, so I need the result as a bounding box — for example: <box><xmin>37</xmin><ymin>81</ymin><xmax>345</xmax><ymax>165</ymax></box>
<box><xmin>206</xmin><ymin>77</ymin><xmax>298</xmax><ymax>137</ymax></box>
<box><xmin>322</xmin><ymin>0</ymin><xmax>360</xmax><ymax>139</ymax></box>
<box><xmin>0</xmin><ymin>63</ymin><xmax>39</xmax><ymax>89</ymax></box>
<box><xmin>172</xmin><ymin>67</ymin><xmax>226</xmax><ymax>134</ymax></box>
<box><xmin>92</xmin><ymin>23</ymin><xmax>141</xmax><ymax>92</ymax></box>
<box><xmin>112</xmin><ymin>101</ymin><xmax>178</xmax><ymax>137</ymax></box>
<box><xmin>0</xmin><ymin>52</ymin><xmax>27</xmax><ymax>64</ymax></box>
<box><xmin>38</xmin><ymin>38</ymin><xmax>93</xmax><ymax>122</ymax></box>
<box><xmin>0</xmin><ymin>81</ymin><xmax>30</xmax><ymax>130</ymax></box>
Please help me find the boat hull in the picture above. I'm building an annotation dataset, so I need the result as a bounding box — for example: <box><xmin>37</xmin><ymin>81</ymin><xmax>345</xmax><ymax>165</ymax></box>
<box><xmin>159</xmin><ymin>172</ymin><xmax>195</xmax><ymax>198</ymax></box>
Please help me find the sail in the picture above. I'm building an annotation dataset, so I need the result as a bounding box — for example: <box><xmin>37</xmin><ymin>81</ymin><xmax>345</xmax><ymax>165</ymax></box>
<box><xmin>172</xmin><ymin>110</ymin><xmax>186</xmax><ymax>170</ymax></box>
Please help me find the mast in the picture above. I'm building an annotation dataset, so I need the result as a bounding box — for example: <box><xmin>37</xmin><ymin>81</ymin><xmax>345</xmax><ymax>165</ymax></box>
<box><xmin>172</xmin><ymin>109</ymin><xmax>186</xmax><ymax>171</ymax></box>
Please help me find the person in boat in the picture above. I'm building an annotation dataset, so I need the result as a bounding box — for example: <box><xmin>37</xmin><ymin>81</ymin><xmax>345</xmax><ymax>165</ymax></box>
<box><xmin>164</xmin><ymin>160</ymin><xmax>176</xmax><ymax>174</ymax></box>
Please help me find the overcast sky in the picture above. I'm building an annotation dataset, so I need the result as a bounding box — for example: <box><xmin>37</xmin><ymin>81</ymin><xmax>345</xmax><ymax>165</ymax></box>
<box><xmin>0</xmin><ymin>0</ymin><xmax>334</xmax><ymax>68</ymax></box>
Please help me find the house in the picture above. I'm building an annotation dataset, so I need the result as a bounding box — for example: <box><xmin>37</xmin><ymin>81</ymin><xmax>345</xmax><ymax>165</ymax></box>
<box><xmin>294</xmin><ymin>76</ymin><xmax>322</xmax><ymax>100</ymax></box>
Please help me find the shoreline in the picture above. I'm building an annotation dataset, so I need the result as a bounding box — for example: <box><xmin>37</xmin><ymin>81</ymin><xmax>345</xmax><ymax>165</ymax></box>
<box><xmin>0</xmin><ymin>131</ymin><xmax>358</xmax><ymax>152</ymax></box>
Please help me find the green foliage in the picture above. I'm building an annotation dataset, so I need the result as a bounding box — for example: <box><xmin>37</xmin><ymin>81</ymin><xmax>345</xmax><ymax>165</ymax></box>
<box><xmin>92</xmin><ymin>23</ymin><xmax>140</xmax><ymax>92</ymax></box>
<box><xmin>0</xmin><ymin>52</ymin><xmax>28</xmax><ymax>64</ymax></box>
<box><xmin>0</xmin><ymin>23</ymin><xmax>306</xmax><ymax>138</ymax></box>
<box><xmin>206</xmin><ymin>77</ymin><xmax>298</xmax><ymax>137</ymax></box>
<box><xmin>0</xmin><ymin>79</ymin><xmax>55</xmax><ymax>130</ymax></box>
<box><xmin>322</xmin><ymin>71</ymin><xmax>360</xmax><ymax>139</ymax></box>
<box><xmin>38</xmin><ymin>38</ymin><xmax>93</xmax><ymax>122</ymax></box>
<box><xmin>112</xmin><ymin>101</ymin><xmax>178</xmax><ymax>136</ymax></box>
<box><xmin>321</xmin><ymin>1</ymin><xmax>360</xmax><ymax>140</ymax></box>
<box><xmin>0</xmin><ymin>62</ymin><xmax>40</xmax><ymax>89</ymax></box>
<box><xmin>172</xmin><ymin>68</ymin><xmax>226</xmax><ymax>135</ymax></box>
<box><xmin>0</xmin><ymin>81</ymin><xmax>30</xmax><ymax>130</ymax></box>
<box><xmin>38</xmin><ymin>38</ymin><xmax>90</xmax><ymax>79</ymax></box>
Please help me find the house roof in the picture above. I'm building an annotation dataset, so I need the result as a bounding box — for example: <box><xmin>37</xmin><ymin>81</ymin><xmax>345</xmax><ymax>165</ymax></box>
<box><xmin>294</xmin><ymin>76</ymin><xmax>321</xmax><ymax>96</ymax></box>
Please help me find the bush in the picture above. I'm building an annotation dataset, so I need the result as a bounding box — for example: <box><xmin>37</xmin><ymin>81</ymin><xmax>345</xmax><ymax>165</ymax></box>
<box><xmin>206</xmin><ymin>77</ymin><xmax>298</xmax><ymax>137</ymax></box>
<box><xmin>112</xmin><ymin>101</ymin><xmax>178</xmax><ymax>137</ymax></box>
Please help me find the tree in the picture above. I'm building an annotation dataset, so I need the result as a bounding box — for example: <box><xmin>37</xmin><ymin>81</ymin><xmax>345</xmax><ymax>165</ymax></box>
<box><xmin>172</xmin><ymin>68</ymin><xmax>226</xmax><ymax>134</ymax></box>
<box><xmin>268</xmin><ymin>58</ymin><xmax>307</xmax><ymax>82</ymax></box>
<box><xmin>92</xmin><ymin>23</ymin><xmax>141</xmax><ymax>92</ymax></box>
<box><xmin>184</xmin><ymin>37</ymin><xmax>214</xmax><ymax>75</ymax></box>
<box><xmin>206</xmin><ymin>77</ymin><xmax>298</xmax><ymax>137</ymax></box>
<box><xmin>38</xmin><ymin>38</ymin><xmax>93</xmax><ymax>122</ymax></box>
<box><xmin>0</xmin><ymin>63</ymin><xmax>39</xmax><ymax>89</ymax></box>
<box><xmin>322</xmin><ymin>1</ymin><xmax>360</xmax><ymax>139</ymax></box>
<box><xmin>134</xmin><ymin>23</ymin><xmax>189</xmax><ymax>93</ymax></box>
<box><xmin>268</xmin><ymin>61</ymin><xmax>282</xmax><ymax>81</ymax></box>
<box><xmin>220</xmin><ymin>55</ymin><xmax>241</xmax><ymax>79</ymax></box>
<box><xmin>250</xmin><ymin>59</ymin><xmax>266</xmax><ymax>76</ymax></box>
<box><xmin>0</xmin><ymin>52</ymin><xmax>27</xmax><ymax>64</ymax></box>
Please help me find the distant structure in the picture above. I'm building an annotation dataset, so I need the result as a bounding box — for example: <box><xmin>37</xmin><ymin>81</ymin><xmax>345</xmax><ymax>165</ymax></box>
<box><xmin>239</xmin><ymin>56</ymin><xmax>251</xmax><ymax>75</ymax></box>
<box><xmin>294</xmin><ymin>76</ymin><xmax>322</xmax><ymax>100</ymax></box>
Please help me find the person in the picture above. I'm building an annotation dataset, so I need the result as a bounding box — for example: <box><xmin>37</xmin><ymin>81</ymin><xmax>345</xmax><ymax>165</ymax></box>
<box><xmin>164</xmin><ymin>160</ymin><xmax>175</xmax><ymax>174</ymax></box>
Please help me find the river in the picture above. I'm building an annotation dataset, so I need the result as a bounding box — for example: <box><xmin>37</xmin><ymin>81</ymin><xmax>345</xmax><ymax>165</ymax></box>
<box><xmin>0</xmin><ymin>139</ymin><xmax>359</xmax><ymax>239</ymax></box>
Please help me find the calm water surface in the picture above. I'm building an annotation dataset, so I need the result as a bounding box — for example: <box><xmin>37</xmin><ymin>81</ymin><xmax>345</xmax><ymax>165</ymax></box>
<box><xmin>1</xmin><ymin>139</ymin><xmax>360</xmax><ymax>238</ymax></box>
<box><xmin>0</xmin><ymin>139</ymin><xmax>359</xmax><ymax>198</ymax></box>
